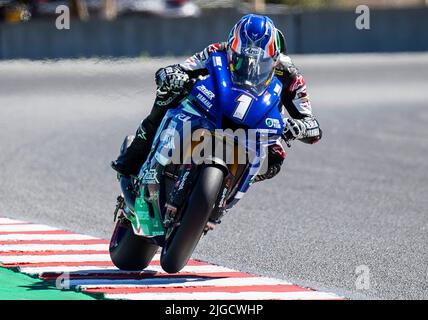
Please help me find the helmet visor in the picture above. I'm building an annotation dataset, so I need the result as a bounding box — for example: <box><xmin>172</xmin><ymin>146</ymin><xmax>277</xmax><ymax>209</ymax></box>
<box><xmin>229</xmin><ymin>46</ymin><xmax>275</xmax><ymax>95</ymax></box>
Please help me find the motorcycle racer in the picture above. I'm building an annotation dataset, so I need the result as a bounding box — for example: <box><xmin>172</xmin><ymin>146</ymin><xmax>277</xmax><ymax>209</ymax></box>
<box><xmin>112</xmin><ymin>14</ymin><xmax>322</xmax><ymax>181</ymax></box>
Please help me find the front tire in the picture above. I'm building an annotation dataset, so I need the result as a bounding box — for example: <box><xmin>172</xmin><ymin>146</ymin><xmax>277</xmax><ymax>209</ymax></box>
<box><xmin>160</xmin><ymin>166</ymin><xmax>224</xmax><ymax>273</ymax></box>
<box><xmin>109</xmin><ymin>218</ymin><xmax>159</xmax><ymax>271</ymax></box>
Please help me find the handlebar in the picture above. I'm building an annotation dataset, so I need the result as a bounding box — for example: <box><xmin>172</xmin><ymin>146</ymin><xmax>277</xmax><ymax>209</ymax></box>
<box><xmin>183</xmin><ymin>77</ymin><xmax>198</xmax><ymax>93</ymax></box>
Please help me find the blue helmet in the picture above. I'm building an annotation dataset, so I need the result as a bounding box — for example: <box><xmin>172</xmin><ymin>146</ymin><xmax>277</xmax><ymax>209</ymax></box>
<box><xmin>226</xmin><ymin>14</ymin><xmax>282</xmax><ymax>95</ymax></box>
<box><xmin>227</xmin><ymin>14</ymin><xmax>281</xmax><ymax>59</ymax></box>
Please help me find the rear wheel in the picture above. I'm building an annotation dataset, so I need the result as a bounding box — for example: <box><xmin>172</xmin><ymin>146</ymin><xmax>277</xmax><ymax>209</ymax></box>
<box><xmin>109</xmin><ymin>217</ymin><xmax>159</xmax><ymax>271</ymax></box>
<box><xmin>160</xmin><ymin>166</ymin><xmax>224</xmax><ymax>273</ymax></box>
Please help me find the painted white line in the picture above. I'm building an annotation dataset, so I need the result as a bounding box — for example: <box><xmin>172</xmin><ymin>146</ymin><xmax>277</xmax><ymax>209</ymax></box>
<box><xmin>19</xmin><ymin>266</ymin><xmax>118</xmax><ymax>274</ymax></box>
<box><xmin>0</xmin><ymin>244</ymin><xmax>108</xmax><ymax>252</ymax></box>
<box><xmin>0</xmin><ymin>234</ymin><xmax>97</xmax><ymax>241</ymax></box>
<box><xmin>0</xmin><ymin>254</ymin><xmax>113</xmax><ymax>264</ymax></box>
<box><xmin>0</xmin><ymin>224</ymin><xmax>59</xmax><ymax>232</ymax></box>
<box><xmin>104</xmin><ymin>291</ymin><xmax>341</xmax><ymax>300</ymax></box>
<box><xmin>19</xmin><ymin>265</ymin><xmax>238</xmax><ymax>275</ymax></box>
<box><xmin>0</xmin><ymin>253</ymin><xmax>160</xmax><ymax>264</ymax></box>
<box><xmin>0</xmin><ymin>218</ymin><xmax>27</xmax><ymax>224</ymax></box>
<box><xmin>74</xmin><ymin>277</ymin><xmax>292</xmax><ymax>289</ymax></box>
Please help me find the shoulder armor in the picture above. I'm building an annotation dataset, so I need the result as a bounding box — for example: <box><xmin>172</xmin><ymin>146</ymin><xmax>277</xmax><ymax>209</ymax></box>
<box><xmin>276</xmin><ymin>54</ymin><xmax>299</xmax><ymax>77</ymax></box>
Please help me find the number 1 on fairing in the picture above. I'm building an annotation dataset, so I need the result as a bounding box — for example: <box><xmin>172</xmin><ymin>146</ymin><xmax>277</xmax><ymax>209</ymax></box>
<box><xmin>233</xmin><ymin>94</ymin><xmax>252</xmax><ymax>120</ymax></box>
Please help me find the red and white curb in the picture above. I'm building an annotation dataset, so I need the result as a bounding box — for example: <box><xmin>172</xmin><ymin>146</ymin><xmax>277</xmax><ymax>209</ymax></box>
<box><xmin>0</xmin><ymin>217</ymin><xmax>343</xmax><ymax>300</ymax></box>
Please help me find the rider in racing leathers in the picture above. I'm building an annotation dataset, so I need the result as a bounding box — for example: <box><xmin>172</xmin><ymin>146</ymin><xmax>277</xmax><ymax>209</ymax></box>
<box><xmin>111</xmin><ymin>14</ymin><xmax>322</xmax><ymax>182</ymax></box>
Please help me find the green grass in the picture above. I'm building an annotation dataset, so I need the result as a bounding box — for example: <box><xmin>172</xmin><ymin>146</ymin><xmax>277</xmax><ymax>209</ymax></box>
<box><xmin>0</xmin><ymin>267</ymin><xmax>98</xmax><ymax>300</ymax></box>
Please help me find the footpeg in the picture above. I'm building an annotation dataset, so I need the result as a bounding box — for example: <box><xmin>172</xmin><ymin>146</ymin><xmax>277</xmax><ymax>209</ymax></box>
<box><xmin>204</xmin><ymin>219</ymin><xmax>221</xmax><ymax>234</ymax></box>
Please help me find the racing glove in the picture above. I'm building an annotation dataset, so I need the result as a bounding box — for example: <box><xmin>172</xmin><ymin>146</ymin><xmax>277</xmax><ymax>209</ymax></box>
<box><xmin>283</xmin><ymin>118</ymin><xmax>304</xmax><ymax>141</ymax></box>
<box><xmin>283</xmin><ymin>117</ymin><xmax>321</xmax><ymax>142</ymax></box>
<box><xmin>254</xmin><ymin>144</ymin><xmax>286</xmax><ymax>182</ymax></box>
<box><xmin>155</xmin><ymin>64</ymin><xmax>190</xmax><ymax>95</ymax></box>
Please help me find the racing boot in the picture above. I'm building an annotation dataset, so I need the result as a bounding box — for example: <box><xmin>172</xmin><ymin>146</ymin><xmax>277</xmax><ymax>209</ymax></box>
<box><xmin>111</xmin><ymin>119</ymin><xmax>156</xmax><ymax>177</ymax></box>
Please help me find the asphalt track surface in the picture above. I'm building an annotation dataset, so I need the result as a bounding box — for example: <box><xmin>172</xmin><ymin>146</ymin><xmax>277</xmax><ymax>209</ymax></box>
<box><xmin>0</xmin><ymin>53</ymin><xmax>427</xmax><ymax>300</ymax></box>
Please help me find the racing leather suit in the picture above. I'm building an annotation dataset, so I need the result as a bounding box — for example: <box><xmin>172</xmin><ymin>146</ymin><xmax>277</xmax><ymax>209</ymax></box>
<box><xmin>112</xmin><ymin>42</ymin><xmax>322</xmax><ymax>179</ymax></box>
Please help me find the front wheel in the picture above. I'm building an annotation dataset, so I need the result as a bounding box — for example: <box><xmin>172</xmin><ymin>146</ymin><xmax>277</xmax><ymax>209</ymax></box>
<box><xmin>160</xmin><ymin>165</ymin><xmax>224</xmax><ymax>273</ymax></box>
<box><xmin>109</xmin><ymin>218</ymin><xmax>159</xmax><ymax>271</ymax></box>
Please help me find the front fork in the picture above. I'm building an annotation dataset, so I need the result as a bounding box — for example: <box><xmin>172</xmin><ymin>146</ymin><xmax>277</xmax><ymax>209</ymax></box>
<box><xmin>163</xmin><ymin>161</ymin><xmax>229</xmax><ymax>238</ymax></box>
<box><xmin>163</xmin><ymin>164</ymin><xmax>199</xmax><ymax>239</ymax></box>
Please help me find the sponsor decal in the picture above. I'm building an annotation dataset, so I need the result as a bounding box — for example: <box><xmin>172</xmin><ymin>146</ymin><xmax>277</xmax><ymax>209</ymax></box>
<box><xmin>137</xmin><ymin>129</ymin><xmax>147</xmax><ymax>140</ymax></box>
<box><xmin>272</xmin><ymin>144</ymin><xmax>286</xmax><ymax>159</ymax></box>
<box><xmin>141</xmin><ymin>169</ymin><xmax>159</xmax><ymax>184</ymax></box>
<box><xmin>290</xmin><ymin>74</ymin><xmax>305</xmax><ymax>92</ymax></box>
<box><xmin>156</xmin><ymin>95</ymin><xmax>177</xmax><ymax>106</ymax></box>
<box><xmin>263</xmin><ymin>91</ymin><xmax>271</xmax><ymax>103</ymax></box>
<box><xmin>219</xmin><ymin>187</ymin><xmax>228</xmax><ymax>208</ymax></box>
<box><xmin>244</xmin><ymin>46</ymin><xmax>262</xmax><ymax>56</ymax></box>
<box><xmin>177</xmin><ymin>113</ymin><xmax>191</xmax><ymax>122</ymax></box>
<box><xmin>274</xmin><ymin>83</ymin><xmax>281</xmax><ymax>94</ymax></box>
<box><xmin>214</xmin><ymin>56</ymin><xmax>223</xmax><ymax>67</ymax></box>
<box><xmin>196</xmin><ymin>85</ymin><xmax>215</xmax><ymax>100</ymax></box>
<box><xmin>196</xmin><ymin>93</ymin><xmax>213</xmax><ymax>109</ymax></box>
<box><xmin>275</xmin><ymin>69</ymin><xmax>284</xmax><ymax>76</ymax></box>
<box><xmin>177</xmin><ymin>171</ymin><xmax>190</xmax><ymax>191</ymax></box>
<box><xmin>265</xmin><ymin>118</ymin><xmax>281</xmax><ymax>129</ymax></box>
<box><xmin>256</xmin><ymin>128</ymin><xmax>278</xmax><ymax>134</ymax></box>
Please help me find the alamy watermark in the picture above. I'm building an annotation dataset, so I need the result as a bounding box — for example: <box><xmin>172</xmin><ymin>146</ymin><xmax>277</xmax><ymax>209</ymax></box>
<box><xmin>149</xmin><ymin>120</ymin><xmax>280</xmax><ymax>176</ymax></box>
<box><xmin>55</xmin><ymin>5</ymin><xmax>70</xmax><ymax>30</ymax></box>
<box><xmin>355</xmin><ymin>265</ymin><xmax>370</xmax><ymax>290</ymax></box>
<box><xmin>55</xmin><ymin>5</ymin><xmax>371</xmax><ymax>32</ymax></box>
<box><xmin>355</xmin><ymin>5</ymin><xmax>371</xmax><ymax>30</ymax></box>
<box><xmin>55</xmin><ymin>272</ymin><xmax>70</xmax><ymax>290</ymax></box>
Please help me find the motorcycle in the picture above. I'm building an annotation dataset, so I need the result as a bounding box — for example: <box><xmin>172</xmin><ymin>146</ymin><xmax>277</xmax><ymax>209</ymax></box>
<box><xmin>109</xmin><ymin>50</ymin><xmax>286</xmax><ymax>273</ymax></box>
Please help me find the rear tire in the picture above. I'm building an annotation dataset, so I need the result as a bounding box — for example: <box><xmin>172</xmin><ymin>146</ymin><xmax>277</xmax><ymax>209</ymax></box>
<box><xmin>109</xmin><ymin>218</ymin><xmax>159</xmax><ymax>271</ymax></box>
<box><xmin>160</xmin><ymin>166</ymin><xmax>224</xmax><ymax>273</ymax></box>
